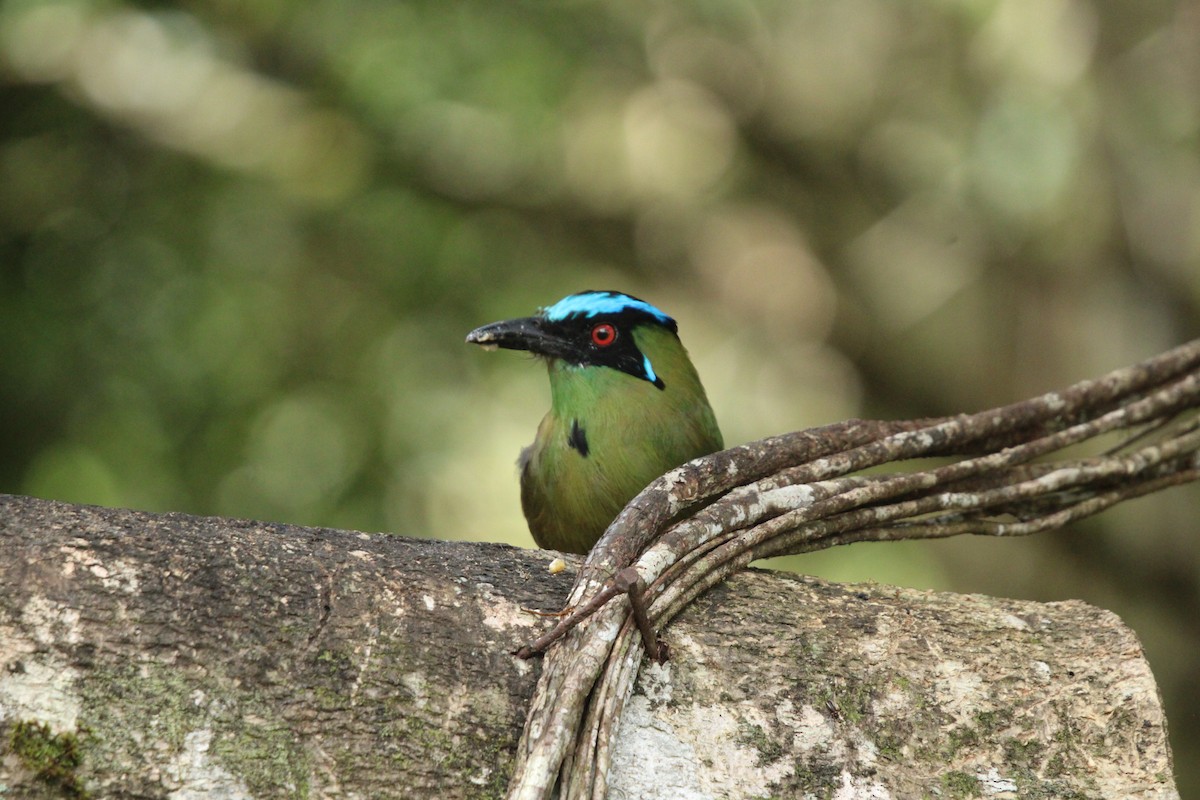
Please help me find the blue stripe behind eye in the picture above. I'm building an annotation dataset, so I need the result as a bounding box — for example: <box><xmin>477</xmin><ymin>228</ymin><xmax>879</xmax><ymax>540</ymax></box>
<box><xmin>642</xmin><ymin>355</ymin><xmax>659</xmax><ymax>384</ymax></box>
<box><xmin>543</xmin><ymin>291</ymin><xmax>673</xmax><ymax>325</ymax></box>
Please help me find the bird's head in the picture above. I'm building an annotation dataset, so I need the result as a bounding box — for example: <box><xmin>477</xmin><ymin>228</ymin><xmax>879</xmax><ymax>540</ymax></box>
<box><xmin>465</xmin><ymin>290</ymin><xmax>678</xmax><ymax>389</ymax></box>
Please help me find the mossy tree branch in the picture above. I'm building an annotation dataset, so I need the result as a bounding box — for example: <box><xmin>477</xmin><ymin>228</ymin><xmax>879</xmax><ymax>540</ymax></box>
<box><xmin>0</xmin><ymin>495</ymin><xmax>1179</xmax><ymax>798</ymax></box>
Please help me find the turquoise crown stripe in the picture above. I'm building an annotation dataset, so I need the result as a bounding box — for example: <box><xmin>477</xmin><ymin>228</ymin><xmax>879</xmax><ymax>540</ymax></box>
<box><xmin>542</xmin><ymin>291</ymin><xmax>673</xmax><ymax>325</ymax></box>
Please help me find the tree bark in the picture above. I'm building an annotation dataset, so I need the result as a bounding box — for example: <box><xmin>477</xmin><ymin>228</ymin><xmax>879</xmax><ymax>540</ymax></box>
<box><xmin>0</xmin><ymin>494</ymin><xmax>1178</xmax><ymax>799</ymax></box>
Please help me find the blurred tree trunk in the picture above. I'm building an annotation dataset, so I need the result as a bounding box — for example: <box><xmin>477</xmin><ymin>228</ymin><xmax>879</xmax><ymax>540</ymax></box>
<box><xmin>0</xmin><ymin>495</ymin><xmax>1179</xmax><ymax>799</ymax></box>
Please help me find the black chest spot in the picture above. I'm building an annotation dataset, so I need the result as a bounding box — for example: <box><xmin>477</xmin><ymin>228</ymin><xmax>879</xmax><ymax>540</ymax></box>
<box><xmin>568</xmin><ymin>419</ymin><xmax>590</xmax><ymax>457</ymax></box>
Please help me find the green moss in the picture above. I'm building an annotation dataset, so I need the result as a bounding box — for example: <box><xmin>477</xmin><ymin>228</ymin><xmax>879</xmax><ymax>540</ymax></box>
<box><xmin>1002</xmin><ymin>736</ymin><xmax>1045</xmax><ymax>768</ymax></box>
<box><xmin>875</xmin><ymin>733</ymin><xmax>904</xmax><ymax>762</ymax></box>
<box><xmin>940</xmin><ymin>770</ymin><xmax>979</xmax><ymax>799</ymax></box>
<box><xmin>81</xmin><ymin>662</ymin><xmax>196</xmax><ymax>757</ymax></box>
<box><xmin>840</xmin><ymin>690</ymin><xmax>868</xmax><ymax>724</ymax></box>
<box><xmin>943</xmin><ymin>724</ymin><xmax>980</xmax><ymax>757</ymax></box>
<box><xmin>973</xmin><ymin>708</ymin><xmax>1014</xmax><ymax>734</ymax></box>
<box><xmin>366</xmin><ymin>685</ymin><xmax>513</xmax><ymax>800</ymax></box>
<box><xmin>792</xmin><ymin>760</ymin><xmax>842</xmax><ymax>796</ymax></box>
<box><xmin>737</xmin><ymin>722</ymin><xmax>786</xmax><ymax>766</ymax></box>
<box><xmin>1044</xmin><ymin>751</ymin><xmax>1067</xmax><ymax>777</ymax></box>
<box><xmin>813</xmin><ymin>677</ymin><xmax>873</xmax><ymax>726</ymax></box>
<box><xmin>1052</xmin><ymin>706</ymin><xmax>1081</xmax><ymax>745</ymax></box>
<box><xmin>80</xmin><ymin>660</ymin><xmax>311</xmax><ymax>798</ymax></box>
<box><xmin>1010</xmin><ymin>778</ymin><xmax>1091</xmax><ymax>800</ymax></box>
<box><xmin>210</xmin><ymin>722</ymin><xmax>311</xmax><ymax>798</ymax></box>
<box><xmin>8</xmin><ymin>720</ymin><xmax>89</xmax><ymax>798</ymax></box>
<box><xmin>404</xmin><ymin>715</ymin><xmax>507</xmax><ymax>797</ymax></box>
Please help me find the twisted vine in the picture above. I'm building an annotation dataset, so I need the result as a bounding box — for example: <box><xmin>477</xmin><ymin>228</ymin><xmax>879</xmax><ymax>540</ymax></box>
<box><xmin>506</xmin><ymin>340</ymin><xmax>1200</xmax><ymax>800</ymax></box>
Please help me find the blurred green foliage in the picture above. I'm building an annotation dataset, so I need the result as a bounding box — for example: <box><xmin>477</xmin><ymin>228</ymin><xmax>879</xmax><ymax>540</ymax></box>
<box><xmin>2</xmin><ymin>0</ymin><xmax>1198</xmax><ymax>791</ymax></box>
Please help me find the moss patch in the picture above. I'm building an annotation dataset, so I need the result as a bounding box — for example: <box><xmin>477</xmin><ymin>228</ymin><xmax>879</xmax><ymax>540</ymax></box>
<box><xmin>973</xmin><ymin>707</ymin><xmax>1014</xmax><ymax>734</ymax></box>
<box><xmin>8</xmin><ymin>720</ymin><xmax>89</xmax><ymax>798</ymax></box>
<box><xmin>792</xmin><ymin>759</ymin><xmax>843</xmax><ymax>796</ymax></box>
<box><xmin>79</xmin><ymin>660</ymin><xmax>310</xmax><ymax>797</ymax></box>
<box><xmin>940</xmin><ymin>769</ymin><xmax>979</xmax><ymax>798</ymax></box>
<box><xmin>737</xmin><ymin>722</ymin><xmax>786</xmax><ymax>767</ymax></box>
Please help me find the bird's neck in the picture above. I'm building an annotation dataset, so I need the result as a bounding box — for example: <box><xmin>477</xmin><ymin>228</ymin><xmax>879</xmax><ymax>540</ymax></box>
<box><xmin>546</xmin><ymin>360</ymin><xmax>641</xmax><ymax>421</ymax></box>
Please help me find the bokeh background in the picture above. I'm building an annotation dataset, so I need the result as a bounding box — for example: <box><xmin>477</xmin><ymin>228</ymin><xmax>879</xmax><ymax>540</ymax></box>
<box><xmin>2</xmin><ymin>0</ymin><xmax>1198</xmax><ymax>791</ymax></box>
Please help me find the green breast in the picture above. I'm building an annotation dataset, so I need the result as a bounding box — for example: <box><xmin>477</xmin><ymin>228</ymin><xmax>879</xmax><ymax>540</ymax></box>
<box><xmin>519</xmin><ymin>326</ymin><xmax>722</xmax><ymax>553</ymax></box>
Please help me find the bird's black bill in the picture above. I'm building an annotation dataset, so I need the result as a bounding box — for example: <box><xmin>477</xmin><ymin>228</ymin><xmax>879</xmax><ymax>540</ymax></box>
<box><xmin>465</xmin><ymin>317</ymin><xmax>577</xmax><ymax>361</ymax></box>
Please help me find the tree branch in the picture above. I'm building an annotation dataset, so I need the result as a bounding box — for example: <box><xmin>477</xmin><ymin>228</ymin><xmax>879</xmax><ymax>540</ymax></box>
<box><xmin>0</xmin><ymin>496</ymin><xmax>1177</xmax><ymax>797</ymax></box>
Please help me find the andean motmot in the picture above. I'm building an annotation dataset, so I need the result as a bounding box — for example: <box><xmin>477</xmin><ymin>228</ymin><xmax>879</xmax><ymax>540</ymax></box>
<box><xmin>466</xmin><ymin>290</ymin><xmax>723</xmax><ymax>553</ymax></box>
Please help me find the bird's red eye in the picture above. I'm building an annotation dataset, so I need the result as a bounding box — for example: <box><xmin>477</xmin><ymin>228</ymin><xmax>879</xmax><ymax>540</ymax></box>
<box><xmin>591</xmin><ymin>323</ymin><xmax>617</xmax><ymax>347</ymax></box>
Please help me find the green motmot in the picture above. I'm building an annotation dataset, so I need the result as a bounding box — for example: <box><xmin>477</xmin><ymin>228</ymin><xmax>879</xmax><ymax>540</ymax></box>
<box><xmin>466</xmin><ymin>290</ymin><xmax>723</xmax><ymax>553</ymax></box>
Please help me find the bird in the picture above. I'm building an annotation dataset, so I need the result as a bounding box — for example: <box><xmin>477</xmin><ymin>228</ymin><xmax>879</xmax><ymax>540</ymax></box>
<box><xmin>466</xmin><ymin>290</ymin><xmax>723</xmax><ymax>553</ymax></box>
